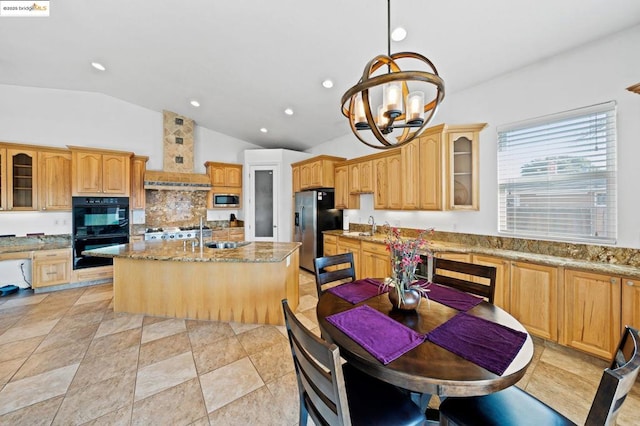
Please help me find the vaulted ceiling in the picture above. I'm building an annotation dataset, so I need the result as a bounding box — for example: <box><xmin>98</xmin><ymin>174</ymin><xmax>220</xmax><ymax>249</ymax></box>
<box><xmin>1</xmin><ymin>0</ymin><xmax>639</xmax><ymax>151</ymax></box>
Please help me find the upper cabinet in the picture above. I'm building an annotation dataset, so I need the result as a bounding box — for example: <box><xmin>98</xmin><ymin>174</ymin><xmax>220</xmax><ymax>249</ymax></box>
<box><xmin>373</xmin><ymin>152</ymin><xmax>402</xmax><ymax>210</ymax></box>
<box><xmin>131</xmin><ymin>155</ymin><xmax>149</xmax><ymax>210</ymax></box>
<box><xmin>348</xmin><ymin>160</ymin><xmax>373</xmax><ymax>194</ymax></box>
<box><xmin>292</xmin><ymin>155</ymin><xmax>345</xmax><ymax>190</ymax></box>
<box><xmin>205</xmin><ymin>162</ymin><xmax>242</xmax><ymax>188</ymax></box>
<box><xmin>334</xmin><ymin>164</ymin><xmax>359</xmax><ymax>210</ymax></box>
<box><xmin>3</xmin><ymin>146</ymin><xmax>38</xmax><ymax>211</ymax></box>
<box><xmin>69</xmin><ymin>147</ymin><xmax>132</xmax><ymax>196</ymax></box>
<box><xmin>39</xmin><ymin>149</ymin><xmax>71</xmax><ymax>211</ymax></box>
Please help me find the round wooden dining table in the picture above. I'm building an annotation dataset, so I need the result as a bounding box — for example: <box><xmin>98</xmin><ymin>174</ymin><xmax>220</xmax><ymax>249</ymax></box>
<box><xmin>317</xmin><ymin>290</ymin><xmax>534</xmax><ymax>397</ymax></box>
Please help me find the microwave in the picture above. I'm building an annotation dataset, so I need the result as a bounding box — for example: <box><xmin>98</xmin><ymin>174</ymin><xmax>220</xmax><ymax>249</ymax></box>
<box><xmin>212</xmin><ymin>193</ymin><xmax>241</xmax><ymax>208</ymax></box>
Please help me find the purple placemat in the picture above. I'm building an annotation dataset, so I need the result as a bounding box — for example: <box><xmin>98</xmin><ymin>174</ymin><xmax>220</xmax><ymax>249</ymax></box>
<box><xmin>327</xmin><ymin>278</ymin><xmax>386</xmax><ymax>304</ymax></box>
<box><xmin>421</xmin><ymin>282</ymin><xmax>483</xmax><ymax>311</ymax></box>
<box><xmin>326</xmin><ymin>305</ymin><xmax>426</xmax><ymax>364</ymax></box>
<box><xmin>426</xmin><ymin>312</ymin><xmax>528</xmax><ymax>375</ymax></box>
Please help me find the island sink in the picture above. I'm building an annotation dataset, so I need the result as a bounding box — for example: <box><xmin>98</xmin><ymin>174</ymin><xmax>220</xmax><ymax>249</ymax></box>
<box><xmin>205</xmin><ymin>241</ymin><xmax>251</xmax><ymax>249</ymax></box>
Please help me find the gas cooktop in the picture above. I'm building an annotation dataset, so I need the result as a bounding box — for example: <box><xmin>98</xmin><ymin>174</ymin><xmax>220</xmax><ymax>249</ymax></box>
<box><xmin>144</xmin><ymin>226</ymin><xmax>212</xmax><ymax>241</ymax></box>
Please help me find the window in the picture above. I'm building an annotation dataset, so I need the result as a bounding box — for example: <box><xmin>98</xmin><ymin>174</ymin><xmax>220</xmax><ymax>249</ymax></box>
<box><xmin>497</xmin><ymin>102</ymin><xmax>617</xmax><ymax>244</ymax></box>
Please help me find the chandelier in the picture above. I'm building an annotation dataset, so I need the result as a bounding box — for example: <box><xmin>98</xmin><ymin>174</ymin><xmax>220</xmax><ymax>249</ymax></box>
<box><xmin>341</xmin><ymin>0</ymin><xmax>445</xmax><ymax>149</ymax></box>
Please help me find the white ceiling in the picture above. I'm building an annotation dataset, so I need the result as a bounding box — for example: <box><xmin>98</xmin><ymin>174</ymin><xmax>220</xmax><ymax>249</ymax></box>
<box><xmin>1</xmin><ymin>0</ymin><xmax>639</xmax><ymax>151</ymax></box>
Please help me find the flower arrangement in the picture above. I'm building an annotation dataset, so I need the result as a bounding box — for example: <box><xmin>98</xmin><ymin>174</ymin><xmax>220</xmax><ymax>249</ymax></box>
<box><xmin>381</xmin><ymin>225</ymin><xmax>433</xmax><ymax>308</ymax></box>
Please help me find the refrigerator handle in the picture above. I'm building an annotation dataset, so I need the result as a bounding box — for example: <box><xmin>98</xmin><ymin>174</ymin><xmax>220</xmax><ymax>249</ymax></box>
<box><xmin>300</xmin><ymin>206</ymin><xmax>304</xmax><ymax>231</ymax></box>
<box><xmin>294</xmin><ymin>212</ymin><xmax>299</xmax><ymax>227</ymax></box>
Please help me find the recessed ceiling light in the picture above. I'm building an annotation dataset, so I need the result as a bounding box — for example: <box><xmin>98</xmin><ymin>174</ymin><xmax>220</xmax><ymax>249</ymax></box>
<box><xmin>260</xmin><ymin>128</ymin><xmax>268</xmax><ymax>133</ymax></box>
<box><xmin>322</xmin><ymin>79</ymin><xmax>334</xmax><ymax>89</ymax></box>
<box><xmin>391</xmin><ymin>27</ymin><xmax>407</xmax><ymax>42</ymax></box>
<box><xmin>190</xmin><ymin>100</ymin><xmax>200</xmax><ymax>107</ymax></box>
<box><xmin>91</xmin><ymin>62</ymin><xmax>106</xmax><ymax>71</ymax></box>
<box><xmin>284</xmin><ymin>108</ymin><xmax>294</xmax><ymax>116</ymax></box>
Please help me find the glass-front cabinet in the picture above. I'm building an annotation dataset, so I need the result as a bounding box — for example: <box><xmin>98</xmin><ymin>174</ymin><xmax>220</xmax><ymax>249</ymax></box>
<box><xmin>445</xmin><ymin>124</ymin><xmax>487</xmax><ymax>210</ymax></box>
<box><xmin>6</xmin><ymin>148</ymin><xmax>38</xmax><ymax>210</ymax></box>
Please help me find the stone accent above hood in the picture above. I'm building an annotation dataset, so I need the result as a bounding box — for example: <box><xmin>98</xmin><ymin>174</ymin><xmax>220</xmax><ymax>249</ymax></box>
<box><xmin>143</xmin><ymin>170</ymin><xmax>212</xmax><ymax>191</ymax></box>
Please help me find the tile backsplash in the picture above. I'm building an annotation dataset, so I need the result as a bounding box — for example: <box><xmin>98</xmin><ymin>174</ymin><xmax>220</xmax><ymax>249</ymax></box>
<box><xmin>144</xmin><ymin>189</ymin><xmax>207</xmax><ymax>228</ymax></box>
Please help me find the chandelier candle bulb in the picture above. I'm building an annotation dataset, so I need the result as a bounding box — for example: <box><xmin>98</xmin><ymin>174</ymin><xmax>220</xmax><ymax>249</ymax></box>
<box><xmin>383</xmin><ymin>82</ymin><xmax>402</xmax><ymax>117</ymax></box>
<box><xmin>406</xmin><ymin>92</ymin><xmax>425</xmax><ymax>124</ymax></box>
<box><xmin>354</xmin><ymin>94</ymin><xmax>368</xmax><ymax>129</ymax></box>
<box><xmin>377</xmin><ymin>105</ymin><xmax>388</xmax><ymax>128</ymax></box>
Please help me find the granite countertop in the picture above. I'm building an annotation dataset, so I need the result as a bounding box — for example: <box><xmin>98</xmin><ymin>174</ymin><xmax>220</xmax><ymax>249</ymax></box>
<box><xmin>325</xmin><ymin>230</ymin><xmax>640</xmax><ymax>279</ymax></box>
<box><xmin>0</xmin><ymin>235</ymin><xmax>71</xmax><ymax>257</ymax></box>
<box><xmin>82</xmin><ymin>240</ymin><xmax>301</xmax><ymax>263</ymax></box>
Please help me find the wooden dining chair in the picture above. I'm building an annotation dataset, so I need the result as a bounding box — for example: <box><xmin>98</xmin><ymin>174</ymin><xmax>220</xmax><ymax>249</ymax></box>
<box><xmin>438</xmin><ymin>325</ymin><xmax>640</xmax><ymax>426</ymax></box>
<box><xmin>432</xmin><ymin>257</ymin><xmax>497</xmax><ymax>303</ymax></box>
<box><xmin>282</xmin><ymin>299</ymin><xmax>425</xmax><ymax>426</ymax></box>
<box><xmin>313</xmin><ymin>252</ymin><xmax>356</xmax><ymax>297</ymax></box>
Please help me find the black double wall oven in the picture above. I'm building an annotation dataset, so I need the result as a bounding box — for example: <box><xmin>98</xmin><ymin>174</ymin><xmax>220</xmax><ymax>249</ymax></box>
<box><xmin>72</xmin><ymin>197</ymin><xmax>129</xmax><ymax>270</ymax></box>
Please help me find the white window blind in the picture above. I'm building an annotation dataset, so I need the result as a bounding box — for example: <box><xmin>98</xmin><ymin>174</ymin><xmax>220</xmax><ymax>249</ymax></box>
<box><xmin>497</xmin><ymin>102</ymin><xmax>617</xmax><ymax>244</ymax></box>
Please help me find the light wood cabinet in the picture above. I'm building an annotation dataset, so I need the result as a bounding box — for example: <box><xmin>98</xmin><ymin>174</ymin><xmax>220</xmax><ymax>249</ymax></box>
<box><xmin>33</xmin><ymin>248</ymin><xmax>72</xmax><ymax>288</ymax></box>
<box><xmin>130</xmin><ymin>156</ymin><xmax>148</xmax><ymax>210</ymax></box>
<box><xmin>324</xmin><ymin>234</ymin><xmax>338</xmax><ymax>256</ymax></box>
<box><xmin>348</xmin><ymin>160</ymin><xmax>373</xmax><ymax>194</ymax></box>
<box><xmin>6</xmin><ymin>147</ymin><xmax>38</xmax><ymax>210</ymax></box>
<box><xmin>361</xmin><ymin>240</ymin><xmax>391</xmax><ymax>279</ymax></box>
<box><xmin>69</xmin><ymin>147</ymin><xmax>132</xmax><ymax>196</ymax></box>
<box><xmin>292</xmin><ymin>155</ymin><xmax>345</xmax><ymax>190</ymax></box>
<box><xmin>337</xmin><ymin>236</ymin><xmax>361</xmax><ymax>279</ymax></box>
<box><xmin>292</xmin><ymin>165</ymin><xmax>301</xmax><ymax>194</ymax></box>
<box><xmin>445</xmin><ymin>126</ymin><xmax>486</xmax><ymax>210</ymax></box>
<box><xmin>401</xmin><ymin>140</ymin><xmax>421</xmax><ymax>209</ymax></box>
<box><xmin>205</xmin><ymin>162</ymin><xmax>242</xmax><ymax>187</ymax></box>
<box><xmin>510</xmin><ymin>261</ymin><xmax>558</xmax><ymax>341</ymax></box>
<box><xmin>72</xmin><ymin>265</ymin><xmax>113</xmax><ymax>284</ymax></box>
<box><xmin>622</xmin><ymin>278</ymin><xmax>640</xmax><ymax>331</ymax></box>
<box><xmin>418</xmin><ymin>132</ymin><xmax>444</xmax><ymax>210</ymax></box>
<box><xmin>38</xmin><ymin>150</ymin><xmax>71</xmax><ymax>211</ymax></box>
<box><xmin>472</xmin><ymin>254</ymin><xmax>511</xmax><ymax>311</ymax></box>
<box><xmin>562</xmin><ymin>269</ymin><xmax>621</xmax><ymax>359</ymax></box>
<box><xmin>334</xmin><ymin>164</ymin><xmax>359</xmax><ymax>210</ymax></box>
<box><xmin>373</xmin><ymin>153</ymin><xmax>401</xmax><ymax>210</ymax></box>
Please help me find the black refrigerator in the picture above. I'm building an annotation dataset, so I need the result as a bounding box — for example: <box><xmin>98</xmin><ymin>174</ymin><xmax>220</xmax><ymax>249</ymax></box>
<box><xmin>294</xmin><ymin>189</ymin><xmax>343</xmax><ymax>272</ymax></box>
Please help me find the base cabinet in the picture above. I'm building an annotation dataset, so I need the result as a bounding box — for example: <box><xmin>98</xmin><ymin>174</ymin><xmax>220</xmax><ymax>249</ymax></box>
<box><xmin>33</xmin><ymin>249</ymin><xmax>71</xmax><ymax>288</ymax></box>
<box><xmin>361</xmin><ymin>241</ymin><xmax>391</xmax><ymax>279</ymax></box>
<box><xmin>471</xmin><ymin>254</ymin><xmax>510</xmax><ymax>311</ymax></box>
<box><xmin>509</xmin><ymin>261</ymin><xmax>558</xmax><ymax>341</ymax></box>
<box><xmin>562</xmin><ymin>269</ymin><xmax>621</xmax><ymax>359</ymax></box>
<box><xmin>336</xmin><ymin>237</ymin><xmax>361</xmax><ymax>279</ymax></box>
<box><xmin>622</xmin><ymin>278</ymin><xmax>640</xmax><ymax>331</ymax></box>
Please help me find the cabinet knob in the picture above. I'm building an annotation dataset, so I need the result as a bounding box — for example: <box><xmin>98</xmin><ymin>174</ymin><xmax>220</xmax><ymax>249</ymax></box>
<box><xmin>610</xmin><ymin>278</ymin><xmax>617</xmax><ymax>284</ymax></box>
<box><xmin>627</xmin><ymin>280</ymin><xmax>635</xmax><ymax>287</ymax></box>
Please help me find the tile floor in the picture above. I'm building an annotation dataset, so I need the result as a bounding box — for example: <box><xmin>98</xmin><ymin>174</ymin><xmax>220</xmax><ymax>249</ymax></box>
<box><xmin>0</xmin><ymin>270</ymin><xmax>637</xmax><ymax>425</ymax></box>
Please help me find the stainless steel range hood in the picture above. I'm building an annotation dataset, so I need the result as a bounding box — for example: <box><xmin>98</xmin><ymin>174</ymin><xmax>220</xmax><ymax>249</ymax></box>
<box><xmin>143</xmin><ymin>170</ymin><xmax>212</xmax><ymax>191</ymax></box>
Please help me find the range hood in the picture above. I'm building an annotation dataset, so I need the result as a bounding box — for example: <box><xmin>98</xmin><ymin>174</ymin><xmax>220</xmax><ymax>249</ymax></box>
<box><xmin>144</xmin><ymin>170</ymin><xmax>212</xmax><ymax>191</ymax></box>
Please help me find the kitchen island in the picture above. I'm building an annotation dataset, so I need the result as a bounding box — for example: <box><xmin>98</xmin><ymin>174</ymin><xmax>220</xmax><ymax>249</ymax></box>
<box><xmin>83</xmin><ymin>240</ymin><xmax>301</xmax><ymax>325</ymax></box>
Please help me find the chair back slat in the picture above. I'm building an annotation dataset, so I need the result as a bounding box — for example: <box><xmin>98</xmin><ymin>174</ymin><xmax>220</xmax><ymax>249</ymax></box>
<box><xmin>585</xmin><ymin>326</ymin><xmax>640</xmax><ymax>426</ymax></box>
<box><xmin>282</xmin><ymin>299</ymin><xmax>351</xmax><ymax>426</ymax></box>
<box><xmin>433</xmin><ymin>257</ymin><xmax>497</xmax><ymax>303</ymax></box>
<box><xmin>314</xmin><ymin>253</ymin><xmax>356</xmax><ymax>296</ymax></box>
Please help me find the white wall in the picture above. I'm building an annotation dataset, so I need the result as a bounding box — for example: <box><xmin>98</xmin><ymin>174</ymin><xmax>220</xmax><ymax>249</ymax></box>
<box><xmin>0</xmin><ymin>84</ymin><xmax>262</xmax><ymax>236</ymax></box>
<box><xmin>308</xmin><ymin>25</ymin><xmax>640</xmax><ymax>249</ymax></box>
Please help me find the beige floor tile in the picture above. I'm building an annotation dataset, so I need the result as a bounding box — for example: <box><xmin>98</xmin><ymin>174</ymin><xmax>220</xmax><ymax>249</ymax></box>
<box><xmin>228</xmin><ymin>321</ymin><xmax>262</xmax><ymax>335</ymax></box>
<box><xmin>13</xmin><ymin>340</ymin><xmax>89</xmax><ymax>380</ymax></box>
<box><xmin>266</xmin><ymin>371</ymin><xmax>300</xmax><ymax>426</ymax></box>
<box><xmin>200</xmin><ymin>357</ymin><xmax>264</xmax><ymax>413</ymax></box>
<box><xmin>186</xmin><ymin>320</ymin><xmax>235</xmax><ymax>349</ymax></box>
<box><xmin>296</xmin><ymin>294</ymin><xmax>318</xmax><ymax>312</ymax></box>
<box><xmin>53</xmin><ymin>371</ymin><xmax>136</xmax><ymax>425</ymax></box>
<box><xmin>138</xmin><ymin>331</ymin><xmax>192</xmax><ymax>368</ymax></box>
<box><xmin>0</xmin><ymin>363</ymin><xmax>79</xmax><ymax>416</ymax></box>
<box><xmin>34</xmin><ymin>321</ymin><xmax>98</xmax><ymax>353</ymax></box>
<box><xmin>74</xmin><ymin>288</ymin><xmax>113</xmax><ymax>305</ymax></box>
<box><xmin>65</xmin><ymin>299</ymin><xmax>111</xmax><ymax>316</ymax></box>
<box><xmin>207</xmin><ymin>386</ymin><xmax>285</xmax><ymax>426</ymax></box>
<box><xmin>134</xmin><ymin>351</ymin><xmax>197</xmax><ymax>401</ymax></box>
<box><xmin>0</xmin><ymin>318</ymin><xmax>60</xmax><ymax>345</ymax></box>
<box><xmin>192</xmin><ymin>335</ymin><xmax>247</xmax><ymax>375</ymax></box>
<box><xmin>141</xmin><ymin>318</ymin><xmax>186</xmax><ymax>344</ymax></box>
<box><xmin>538</xmin><ymin>341</ymin><xmax>608</xmax><ymax>384</ymax></box>
<box><xmin>85</xmin><ymin>327</ymin><xmax>141</xmax><ymax>359</ymax></box>
<box><xmin>236</xmin><ymin>325</ymin><xmax>287</xmax><ymax>356</ymax></box>
<box><xmin>0</xmin><ymin>395</ymin><xmax>63</xmax><ymax>426</ymax></box>
<box><xmin>0</xmin><ymin>335</ymin><xmax>43</xmax><ymax>363</ymax></box>
<box><xmin>0</xmin><ymin>357</ymin><xmax>26</xmax><ymax>387</ymax></box>
<box><xmin>69</xmin><ymin>344</ymin><xmax>139</xmax><ymax>391</ymax></box>
<box><xmin>249</xmin><ymin>340</ymin><xmax>294</xmax><ymax>384</ymax></box>
<box><xmin>189</xmin><ymin>416</ymin><xmax>211</xmax><ymax>426</ymax></box>
<box><xmin>0</xmin><ymin>294</ymin><xmax>48</xmax><ymax>310</ymax></box>
<box><xmin>82</xmin><ymin>404</ymin><xmax>132</xmax><ymax>426</ymax></box>
<box><xmin>131</xmin><ymin>378</ymin><xmax>207</xmax><ymax>426</ymax></box>
<box><xmin>94</xmin><ymin>313</ymin><xmax>143</xmax><ymax>339</ymax></box>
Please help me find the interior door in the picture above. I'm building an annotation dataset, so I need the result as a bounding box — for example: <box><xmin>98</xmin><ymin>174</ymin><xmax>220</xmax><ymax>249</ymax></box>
<box><xmin>250</xmin><ymin>165</ymin><xmax>279</xmax><ymax>242</ymax></box>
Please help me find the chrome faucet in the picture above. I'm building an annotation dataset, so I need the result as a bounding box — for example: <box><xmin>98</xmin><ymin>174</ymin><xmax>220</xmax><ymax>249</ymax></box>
<box><xmin>368</xmin><ymin>215</ymin><xmax>377</xmax><ymax>235</ymax></box>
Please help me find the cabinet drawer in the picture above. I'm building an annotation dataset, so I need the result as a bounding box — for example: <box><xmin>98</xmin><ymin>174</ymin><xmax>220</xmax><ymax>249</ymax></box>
<box><xmin>33</xmin><ymin>248</ymin><xmax>71</xmax><ymax>260</ymax></box>
<box><xmin>324</xmin><ymin>235</ymin><xmax>338</xmax><ymax>244</ymax></box>
<box><xmin>361</xmin><ymin>241</ymin><xmax>388</xmax><ymax>255</ymax></box>
<box><xmin>337</xmin><ymin>236</ymin><xmax>360</xmax><ymax>249</ymax></box>
<box><xmin>73</xmin><ymin>265</ymin><xmax>113</xmax><ymax>283</ymax></box>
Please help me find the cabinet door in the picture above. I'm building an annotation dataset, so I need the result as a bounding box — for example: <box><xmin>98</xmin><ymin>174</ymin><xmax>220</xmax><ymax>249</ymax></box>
<box><xmin>102</xmin><ymin>154</ymin><xmax>130</xmax><ymax>195</ymax></box>
<box><xmin>210</xmin><ymin>165</ymin><xmax>226</xmax><ymax>186</ymax></box>
<box><xmin>447</xmin><ymin>132</ymin><xmax>478</xmax><ymax>210</ymax></box>
<box><xmin>337</xmin><ymin>237</ymin><xmax>361</xmax><ymax>279</ymax></box>
<box><xmin>622</xmin><ymin>278</ymin><xmax>640</xmax><ymax>331</ymax></box>
<box><xmin>334</xmin><ymin>165</ymin><xmax>350</xmax><ymax>209</ymax></box>
<box><xmin>373</xmin><ymin>157</ymin><xmax>388</xmax><ymax>209</ymax></box>
<box><xmin>300</xmin><ymin>163</ymin><xmax>312</xmax><ymax>189</ymax></box>
<box><xmin>292</xmin><ymin>166</ymin><xmax>301</xmax><ymax>193</ymax></box>
<box><xmin>563</xmin><ymin>270</ymin><xmax>621</xmax><ymax>359</ymax></box>
<box><xmin>0</xmin><ymin>148</ymin><xmax>6</xmax><ymax>211</ymax></box>
<box><xmin>387</xmin><ymin>154</ymin><xmax>402</xmax><ymax>209</ymax></box>
<box><xmin>359</xmin><ymin>160</ymin><xmax>373</xmax><ymax>193</ymax></box>
<box><xmin>225</xmin><ymin>166</ymin><xmax>242</xmax><ymax>187</ymax></box>
<box><xmin>310</xmin><ymin>161</ymin><xmax>323</xmax><ymax>187</ymax></box>
<box><xmin>7</xmin><ymin>148</ymin><xmax>38</xmax><ymax>210</ymax></box>
<box><xmin>73</xmin><ymin>151</ymin><xmax>103</xmax><ymax>195</ymax></box>
<box><xmin>419</xmin><ymin>133</ymin><xmax>443</xmax><ymax>210</ymax></box>
<box><xmin>510</xmin><ymin>262</ymin><xmax>558</xmax><ymax>340</ymax></box>
<box><xmin>39</xmin><ymin>151</ymin><xmax>71</xmax><ymax>211</ymax></box>
<box><xmin>348</xmin><ymin>163</ymin><xmax>361</xmax><ymax>193</ymax></box>
<box><xmin>33</xmin><ymin>249</ymin><xmax>71</xmax><ymax>288</ymax></box>
<box><xmin>472</xmin><ymin>254</ymin><xmax>510</xmax><ymax>310</ymax></box>
<box><xmin>361</xmin><ymin>241</ymin><xmax>391</xmax><ymax>279</ymax></box>
<box><xmin>130</xmin><ymin>156</ymin><xmax>148</xmax><ymax>210</ymax></box>
<box><xmin>401</xmin><ymin>140</ymin><xmax>420</xmax><ymax>209</ymax></box>
<box><xmin>435</xmin><ymin>253</ymin><xmax>472</xmax><ymax>280</ymax></box>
